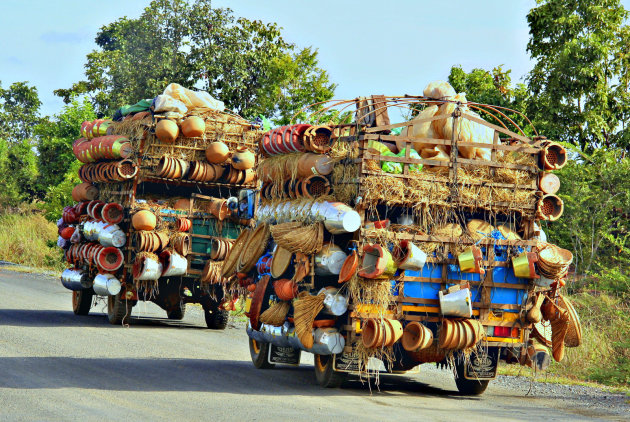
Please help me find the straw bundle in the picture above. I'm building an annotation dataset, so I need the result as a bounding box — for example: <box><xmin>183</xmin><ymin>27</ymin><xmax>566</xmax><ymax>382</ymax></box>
<box><xmin>259</xmin><ymin>301</ymin><xmax>291</xmax><ymax>326</ymax></box>
<box><xmin>551</xmin><ymin>305</ymin><xmax>570</xmax><ymax>362</ymax></box>
<box><xmin>293</xmin><ymin>291</ymin><xmax>325</xmax><ymax>349</ymax></box>
<box><xmin>347</xmin><ymin>274</ymin><xmax>394</xmax><ymax>312</ymax></box>
<box><xmin>270</xmin><ymin>222</ymin><xmax>324</xmax><ymax>254</ymax></box>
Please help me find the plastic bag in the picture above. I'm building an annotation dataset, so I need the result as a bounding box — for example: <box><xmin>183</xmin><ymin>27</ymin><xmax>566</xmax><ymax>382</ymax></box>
<box><xmin>423</xmin><ymin>80</ymin><xmax>456</xmax><ymax>100</ymax></box>
<box><xmin>442</xmin><ymin>109</ymin><xmax>493</xmax><ymax>161</ymax></box>
<box><xmin>163</xmin><ymin>83</ymin><xmax>225</xmax><ymax>112</ymax></box>
<box><xmin>397</xmin><ymin>148</ymin><xmax>423</xmax><ymax>173</ymax></box>
<box><xmin>153</xmin><ymin>94</ymin><xmax>188</xmax><ymax>115</ymax></box>
<box><xmin>381</xmin><ymin>150</ymin><xmax>402</xmax><ymax>174</ymax></box>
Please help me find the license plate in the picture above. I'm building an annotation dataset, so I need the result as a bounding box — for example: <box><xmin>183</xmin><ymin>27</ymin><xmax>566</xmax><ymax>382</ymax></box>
<box><xmin>333</xmin><ymin>351</ymin><xmax>360</xmax><ymax>373</ymax></box>
<box><xmin>268</xmin><ymin>344</ymin><xmax>301</xmax><ymax>365</ymax></box>
<box><xmin>464</xmin><ymin>348</ymin><xmax>500</xmax><ymax>380</ymax></box>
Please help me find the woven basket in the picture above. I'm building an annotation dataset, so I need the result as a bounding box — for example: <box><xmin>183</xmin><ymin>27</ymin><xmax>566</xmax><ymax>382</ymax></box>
<box><xmin>558</xmin><ymin>294</ymin><xmax>582</xmax><ymax>347</ymax></box>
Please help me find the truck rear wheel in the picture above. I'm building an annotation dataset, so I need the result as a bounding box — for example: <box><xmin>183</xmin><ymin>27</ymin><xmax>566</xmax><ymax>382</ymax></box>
<box><xmin>107</xmin><ymin>294</ymin><xmax>133</xmax><ymax>325</ymax></box>
<box><xmin>454</xmin><ymin>360</ymin><xmax>490</xmax><ymax>396</ymax></box>
<box><xmin>72</xmin><ymin>290</ymin><xmax>93</xmax><ymax>316</ymax></box>
<box><xmin>249</xmin><ymin>338</ymin><xmax>275</xmax><ymax>369</ymax></box>
<box><xmin>204</xmin><ymin>307</ymin><xmax>229</xmax><ymax>329</ymax></box>
<box><xmin>314</xmin><ymin>354</ymin><xmax>347</xmax><ymax>388</ymax></box>
<box><xmin>167</xmin><ymin>303</ymin><xmax>186</xmax><ymax>320</ymax></box>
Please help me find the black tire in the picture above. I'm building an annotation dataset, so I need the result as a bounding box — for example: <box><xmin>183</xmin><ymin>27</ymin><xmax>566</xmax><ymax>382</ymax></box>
<box><xmin>167</xmin><ymin>303</ymin><xmax>186</xmax><ymax>320</ymax></box>
<box><xmin>249</xmin><ymin>337</ymin><xmax>275</xmax><ymax>369</ymax></box>
<box><xmin>72</xmin><ymin>290</ymin><xmax>93</xmax><ymax>316</ymax></box>
<box><xmin>454</xmin><ymin>359</ymin><xmax>490</xmax><ymax>396</ymax></box>
<box><xmin>204</xmin><ymin>307</ymin><xmax>229</xmax><ymax>330</ymax></box>
<box><xmin>314</xmin><ymin>354</ymin><xmax>347</xmax><ymax>388</ymax></box>
<box><xmin>107</xmin><ymin>294</ymin><xmax>133</xmax><ymax>325</ymax></box>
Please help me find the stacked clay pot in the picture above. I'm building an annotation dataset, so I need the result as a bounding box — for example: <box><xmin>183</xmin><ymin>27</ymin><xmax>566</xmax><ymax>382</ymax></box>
<box><xmin>78</xmin><ymin>160</ymin><xmax>138</xmax><ymax>182</ymax></box>
<box><xmin>361</xmin><ymin>318</ymin><xmax>404</xmax><ymax>348</ymax></box>
<box><xmin>438</xmin><ymin>319</ymin><xmax>484</xmax><ymax>350</ymax></box>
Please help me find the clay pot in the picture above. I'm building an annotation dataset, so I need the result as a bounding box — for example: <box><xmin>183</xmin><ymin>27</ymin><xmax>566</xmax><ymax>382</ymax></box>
<box><xmin>181</xmin><ymin>116</ymin><xmax>205</xmax><ymax>138</ymax></box>
<box><xmin>60</xmin><ymin>227</ymin><xmax>75</xmax><ymax>240</ymax></box>
<box><xmin>208</xmin><ymin>198</ymin><xmax>229</xmax><ymax>221</ymax></box>
<box><xmin>231</xmin><ymin>146</ymin><xmax>255</xmax><ymax>170</ymax></box>
<box><xmin>384</xmin><ymin>319</ymin><xmax>404</xmax><ymax>346</ymax></box>
<box><xmin>132</xmin><ymin>111</ymin><xmax>150</xmax><ymax>121</ymax></box>
<box><xmin>173</xmin><ymin>198</ymin><xmax>191</xmax><ymax>210</ymax></box>
<box><xmin>101</xmin><ymin>203</ymin><xmax>124</xmax><ymax>224</ymax></box>
<box><xmin>297</xmin><ymin>153</ymin><xmax>334</xmax><ymax>178</ymax></box>
<box><xmin>536</xmin><ymin>194</ymin><xmax>564</xmax><ymax>221</ymax></box>
<box><xmin>242</xmin><ymin>168</ymin><xmax>256</xmax><ymax>185</ymax></box>
<box><xmin>72</xmin><ymin>183</ymin><xmax>98</xmax><ymax>202</ymax></box>
<box><xmin>402</xmin><ymin>322</ymin><xmax>433</xmax><ymax>352</ymax></box>
<box><xmin>132</xmin><ymin>210</ymin><xmax>157</xmax><ymax>231</ymax></box>
<box><xmin>273</xmin><ymin>279</ymin><xmax>298</xmax><ymax>301</ymax></box>
<box><xmin>538</xmin><ymin>172</ymin><xmax>561</xmax><ymax>195</ymax></box>
<box><xmin>300</xmin><ymin>175</ymin><xmax>331</xmax><ymax>199</ymax></box>
<box><xmin>205</xmin><ymin>142</ymin><xmax>229</xmax><ymax>164</ymax></box>
<box><xmin>156</xmin><ymin>119</ymin><xmax>179</xmax><ymax>143</ymax></box>
<box><xmin>176</xmin><ymin>217</ymin><xmax>191</xmax><ymax>232</ymax></box>
<box><xmin>539</xmin><ymin>142</ymin><xmax>567</xmax><ymax>170</ymax></box>
<box><xmin>338</xmin><ymin>250</ymin><xmax>359</xmax><ymax>283</ymax></box>
<box><xmin>361</xmin><ymin>319</ymin><xmax>383</xmax><ymax>349</ymax></box>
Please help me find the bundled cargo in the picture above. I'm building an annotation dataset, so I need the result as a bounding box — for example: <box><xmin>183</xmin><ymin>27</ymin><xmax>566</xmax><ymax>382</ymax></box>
<box><xmin>225</xmin><ymin>81</ymin><xmax>580</xmax><ymax>394</ymax></box>
<box><xmin>56</xmin><ymin>84</ymin><xmax>260</xmax><ymax>328</ymax></box>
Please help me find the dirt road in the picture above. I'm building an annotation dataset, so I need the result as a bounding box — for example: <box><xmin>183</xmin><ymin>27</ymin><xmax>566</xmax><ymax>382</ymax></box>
<box><xmin>0</xmin><ymin>269</ymin><xmax>627</xmax><ymax>421</ymax></box>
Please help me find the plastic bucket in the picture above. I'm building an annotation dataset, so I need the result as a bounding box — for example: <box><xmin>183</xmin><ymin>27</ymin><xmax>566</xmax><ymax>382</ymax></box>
<box><xmin>93</xmin><ymin>273</ymin><xmax>122</xmax><ymax>296</ymax></box>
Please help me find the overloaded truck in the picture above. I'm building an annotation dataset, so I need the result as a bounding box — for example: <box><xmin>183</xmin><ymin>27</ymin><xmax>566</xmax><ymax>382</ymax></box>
<box><xmin>223</xmin><ymin>81</ymin><xmax>582</xmax><ymax>394</ymax></box>
<box><xmin>57</xmin><ymin>84</ymin><xmax>259</xmax><ymax>327</ymax></box>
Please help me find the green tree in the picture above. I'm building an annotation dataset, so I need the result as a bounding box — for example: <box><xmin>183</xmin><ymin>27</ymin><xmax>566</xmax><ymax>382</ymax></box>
<box><xmin>545</xmin><ymin>149</ymin><xmax>630</xmax><ymax>296</ymax></box>
<box><xmin>55</xmin><ymin>0</ymin><xmax>336</xmax><ymax>123</ymax></box>
<box><xmin>35</xmin><ymin>98</ymin><xmax>96</xmax><ymax>192</ymax></box>
<box><xmin>448</xmin><ymin>65</ymin><xmax>534</xmax><ymax>137</ymax></box>
<box><xmin>0</xmin><ymin>81</ymin><xmax>42</xmax><ymax>143</ymax></box>
<box><xmin>526</xmin><ymin>0</ymin><xmax>630</xmax><ymax>150</ymax></box>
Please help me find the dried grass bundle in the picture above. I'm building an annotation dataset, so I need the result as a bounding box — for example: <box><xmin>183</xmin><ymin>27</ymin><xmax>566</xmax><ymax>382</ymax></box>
<box><xmin>293</xmin><ymin>292</ymin><xmax>325</xmax><ymax>349</ymax></box>
<box><xmin>259</xmin><ymin>301</ymin><xmax>291</xmax><ymax>326</ymax></box>
<box><xmin>270</xmin><ymin>222</ymin><xmax>324</xmax><ymax>254</ymax></box>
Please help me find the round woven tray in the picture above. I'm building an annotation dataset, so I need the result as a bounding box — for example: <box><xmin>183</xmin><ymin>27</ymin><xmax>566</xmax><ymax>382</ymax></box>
<box><xmin>237</xmin><ymin>223</ymin><xmax>270</xmax><ymax>273</ymax></box>
<box><xmin>221</xmin><ymin>228</ymin><xmax>251</xmax><ymax>278</ymax></box>
<box><xmin>558</xmin><ymin>294</ymin><xmax>582</xmax><ymax>347</ymax></box>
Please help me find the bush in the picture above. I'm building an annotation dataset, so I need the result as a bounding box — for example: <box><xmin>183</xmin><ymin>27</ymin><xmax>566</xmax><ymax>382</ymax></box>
<box><xmin>0</xmin><ymin>211</ymin><xmax>64</xmax><ymax>271</ymax></box>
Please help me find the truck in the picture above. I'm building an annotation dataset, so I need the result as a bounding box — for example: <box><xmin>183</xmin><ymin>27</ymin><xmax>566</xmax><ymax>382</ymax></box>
<box><xmin>224</xmin><ymin>83</ymin><xmax>582</xmax><ymax>395</ymax></box>
<box><xmin>57</xmin><ymin>85</ymin><xmax>259</xmax><ymax>328</ymax></box>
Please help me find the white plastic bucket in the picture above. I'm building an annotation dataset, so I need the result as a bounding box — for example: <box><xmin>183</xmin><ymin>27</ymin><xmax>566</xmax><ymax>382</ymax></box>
<box><xmin>318</xmin><ymin>287</ymin><xmax>349</xmax><ymax>316</ymax></box>
<box><xmin>439</xmin><ymin>288</ymin><xmax>473</xmax><ymax>318</ymax></box>
<box><xmin>162</xmin><ymin>251</ymin><xmax>188</xmax><ymax>277</ymax></box>
<box><xmin>314</xmin><ymin>244</ymin><xmax>347</xmax><ymax>275</ymax></box>
<box><xmin>397</xmin><ymin>241</ymin><xmax>427</xmax><ymax>270</ymax></box>
<box><xmin>98</xmin><ymin>224</ymin><xmax>126</xmax><ymax>248</ymax></box>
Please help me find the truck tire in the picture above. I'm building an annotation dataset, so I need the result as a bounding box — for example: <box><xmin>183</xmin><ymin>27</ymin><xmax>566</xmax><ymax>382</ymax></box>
<box><xmin>204</xmin><ymin>307</ymin><xmax>229</xmax><ymax>330</ymax></box>
<box><xmin>107</xmin><ymin>294</ymin><xmax>133</xmax><ymax>325</ymax></box>
<box><xmin>314</xmin><ymin>354</ymin><xmax>347</xmax><ymax>388</ymax></box>
<box><xmin>167</xmin><ymin>303</ymin><xmax>186</xmax><ymax>320</ymax></box>
<box><xmin>72</xmin><ymin>290</ymin><xmax>93</xmax><ymax>316</ymax></box>
<box><xmin>454</xmin><ymin>360</ymin><xmax>490</xmax><ymax>396</ymax></box>
<box><xmin>249</xmin><ymin>338</ymin><xmax>275</xmax><ymax>369</ymax></box>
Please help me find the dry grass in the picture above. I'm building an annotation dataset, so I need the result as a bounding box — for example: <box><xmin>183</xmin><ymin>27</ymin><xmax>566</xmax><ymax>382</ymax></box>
<box><xmin>0</xmin><ymin>212</ymin><xmax>65</xmax><ymax>271</ymax></box>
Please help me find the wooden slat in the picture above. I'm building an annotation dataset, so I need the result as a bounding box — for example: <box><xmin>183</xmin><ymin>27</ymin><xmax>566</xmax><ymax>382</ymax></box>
<box><xmin>364</xmin><ymin>134</ymin><xmax>540</xmax><ymax>154</ymax></box>
<box><xmin>361</xmin><ymin>230</ymin><xmax>539</xmax><ymax>246</ymax></box>
<box><xmin>364</xmin><ymin>114</ymin><xmax>447</xmax><ymax>132</ymax></box>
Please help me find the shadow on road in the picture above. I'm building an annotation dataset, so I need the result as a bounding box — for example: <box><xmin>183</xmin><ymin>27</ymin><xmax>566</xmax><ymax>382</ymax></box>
<box><xmin>0</xmin><ymin>308</ymin><xmax>205</xmax><ymax>329</ymax></box>
<box><xmin>0</xmin><ymin>355</ymin><xmax>469</xmax><ymax>400</ymax></box>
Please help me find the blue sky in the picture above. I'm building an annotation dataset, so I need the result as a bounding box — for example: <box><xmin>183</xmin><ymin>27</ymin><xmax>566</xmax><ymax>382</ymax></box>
<box><xmin>1</xmin><ymin>0</ymin><xmax>628</xmax><ymax>118</ymax></box>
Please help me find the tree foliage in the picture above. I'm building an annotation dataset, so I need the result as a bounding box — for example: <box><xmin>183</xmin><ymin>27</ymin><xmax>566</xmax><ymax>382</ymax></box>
<box><xmin>0</xmin><ymin>81</ymin><xmax>42</xmax><ymax>143</ymax></box>
<box><xmin>448</xmin><ymin>65</ymin><xmax>534</xmax><ymax>137</ymax></box>
<box><xmin>35</xmin><ymin>98</ymin><xmax>96</xmax><ymax>192</ymax></box>
<box><xmin>526</xmin><ymin>0</ymin><xmax>630</xmax><ymax>150</ymax></box>
<box><xmin>55</xmin><ymin>0</ymin><xmax>336</xmax><ymax>123</ymax></box>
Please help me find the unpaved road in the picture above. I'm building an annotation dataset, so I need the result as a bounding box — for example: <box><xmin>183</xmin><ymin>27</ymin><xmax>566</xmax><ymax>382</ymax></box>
<box><xmin>1</xmin><ymin>269</ymin><xmax>628</xmax><ymax>421</ymax></box>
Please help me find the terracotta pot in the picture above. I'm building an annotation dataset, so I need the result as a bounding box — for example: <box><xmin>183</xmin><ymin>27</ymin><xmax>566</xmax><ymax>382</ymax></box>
<box><xmin>132</xmin><ymin>111</ymin><xmax>151</xmax><ymax>121</ymax></box>
<box><xmin>538</xmin><ymin>172</ymin><xmax>561</xmax><ymax>194</ymax></box>
<box><xmin>132</xmin><ymin>210</ymin><xmax>157</xmax><ymax>231</ymax></box>
<box><xmin>115</xmin><ymin>159</ymin><xmax>138</xmax><ymax>180</ymax></box>
<box><xmin>385</xmin><ymin>319</ymin><xmax>403</xmax><ymax>346</ymax></box>
<box><xmin>358</xmin><ymin>244</ymin><xmax>397</xmax><ymax>279</ymax></box>
<box><xmin>91</xmin><ymin>202</ymin><xmax>105</xmax><ymax>220</ymax></box>
<box><xmin>273</xmin><ymin>279</ymin><xmax>298</xmax><ymax>301</ymax></box>
<box><xmin>173</xmin><ymin>198</ymin><xmax>191</xmax><ymax>210</ymax></box>
<box><xmin>300</xmin><ymin>175</ymin><xmax>331</xmax><ymax>199</ymax></box>
<box><xmin>297</xmin><ymin>153</ymin><xmax>334</xmax><ymax>178</ymax></box>
<box><xmin>539</xmin><ymin>141</ymin><xmax>567</xmax><ymax>170</ymax></box>
<box><xmin>96</xmin><ymin>246</ymin><xmax>124</xmax><ymax>272</ymax></box>
<box><xmin>72</xmin><ymin>183</ymin><xmax>98</xmax><ymax>202</ymax></box>
<box><xmin>60</xmin><ymin>227</ymin><xmax>75</xmax><ymax>240</ymax></box>
<box><xmin>242</xmin><ymin>168</ymin><xmax>256</xmax><ymax>185</ymax></box>
<box><xmin>205</xmin><ymin>141</ymin><xmax>230</xmax><ymax>164</ymax></box>
<box><xmin>176</xmin><ymin>217</ymin><xmax>191</xmax><ymax>232</ymax></box>
<box><xmin>536</xmin><ymin>194</ymin><xmax>564</xmax><ymax>221</ymax></box>
<box><xmin>202</xmin><ymin>163</ymin><xmax>216</xmax><ymax>182</ymax></box>
<box><xmin>181</xmin><ymin>116</ymin><xmax>205</xmax><ymax>137</ymax></box>
<box><xmin>209</xmin><ymin>198</ymin><xmax>229</xmax><ymax>221</ymax></box>
<box><xmin>156</xmin><ymin>119</ymin><xmax>179</xmax><ymax>143</ymax></box>
<box><xmin>232</xmin><ymin>146</ymin><xmax>255</xmax><ymax>170</ymax></box>
<box><xmin>361</xmin><ymin>319</ymin><xmax>384</xmax><ymax>349</ymax></box>
<box><xmin>101</xmin><ymin>203</ymin><xmax>124</xmax><ymax>224</ymax></box>
<box><xmin>402</xmin><ymin>322</ymin><xmax>433</xmax><ymax>352</ymax></box>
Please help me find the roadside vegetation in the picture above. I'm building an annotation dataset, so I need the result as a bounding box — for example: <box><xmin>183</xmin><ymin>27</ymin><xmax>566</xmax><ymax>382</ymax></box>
<box><xmin>0</xmin><ymin>0</ymin><xmax>628</xmax><ymax>389</ymax></box>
